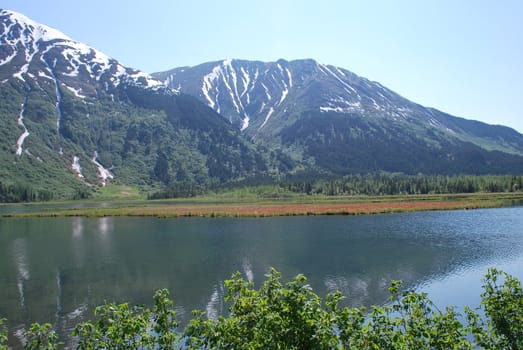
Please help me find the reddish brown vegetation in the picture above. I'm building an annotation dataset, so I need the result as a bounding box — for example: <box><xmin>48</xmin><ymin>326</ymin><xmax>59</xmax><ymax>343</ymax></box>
<box><xmin>149</xmin><ymin>200</ymin><xmax>488</xmax><ymax>218</ymax></box>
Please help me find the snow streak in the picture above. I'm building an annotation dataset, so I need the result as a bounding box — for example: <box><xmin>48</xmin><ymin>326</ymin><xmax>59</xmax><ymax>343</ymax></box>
<box><xmin>261</xmin><ymin>83</ymin><xmax>271</xmax><ymax>101</ymax></box>
<box><xmin>47</xmin><ymin>60</ymin><xmax>63</xmax><ymax>130</ymax></box>
<box><xmin>320</xmin><ymin>96</ymin><xmax>362</xmax><ymax>114</ymax></box>
<box><xmin>201</xmin><ymin>60</ymin><xmax>254</xmax><ymax>130</ymax></box>
<box><xmin>259</xmin><ymin>107</ymin><xmax>274</xmax><ymax>130</ymax></box>
<box><xmin>202</xmin><ymin>65</ymin><xmax>221</xmax><ymax>110</ymax></box>
<box><xmin>191</xmin><ymin>61</ymin><xmax>297</xmax><ymax>132</ymax></box>
<box><xmin>318</xmin><ymin>63</ymin><xmax>358</xmax><ymax>96</ymax></box>
<box><xmin>91</xmin><ymin>151</ymin><xmax>114</xmax><ymax>186</ymax></box>
<box><xmin>72</xmin><ymin>156</ymin><xmax>84</xmax><ymax>178</ymax></box>
<box><xmin>15</xmin><ymin>97</ymin><xmax>29</xmax><ymax>156</ymax></box>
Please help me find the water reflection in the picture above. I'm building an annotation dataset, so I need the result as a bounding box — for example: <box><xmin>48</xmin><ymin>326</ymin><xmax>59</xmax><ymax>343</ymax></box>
<box><xmin>10</xmin><ymin>239</ymin><xmax>30</xmax><ymax>309</ymax></box>
<box><xmin>72</xmin><ymin>217</ymin><xmax>83</xmax><ymax>238</ymax></box>
<box><xmin>242</xmin><ymin>258</ymin><xmax>254</xmax><ymax>282</ymax></box>
<box><xmin>56</xmin><ymin>270</ymin><xmax>63</xmax><ymax>320</ymax></box>
<box><xmin>98</xmin><ymin>217</ymin><xmax>113</xmax><ymax>236</ymax></box>
<box><xmin>0</xmin><ymin>208</ymin><xmax>522</xmax><ymax>349</ymax></box>
<box><xmin>71</xmin><ymin>218</ymin><xmax>85</xmax><ymax>268</ymax></box>
<box><xmin>206</xmin><ymin>284</ymin><xmax>225</xmax><ymax>321</ymax></box>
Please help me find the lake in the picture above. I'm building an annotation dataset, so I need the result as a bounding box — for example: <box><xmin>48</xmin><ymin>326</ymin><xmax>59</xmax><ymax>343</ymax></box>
<box><xmin>1</xmin><ymin>206</ymin><xmax>522</xmax><ymax>348</ymax></box>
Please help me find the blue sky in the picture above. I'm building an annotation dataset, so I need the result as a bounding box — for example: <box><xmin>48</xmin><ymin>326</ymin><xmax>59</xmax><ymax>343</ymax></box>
<box><xmin>3</xmin><ymin>0</ymin><xmax>522</xmax><ymax>132</ymax></box>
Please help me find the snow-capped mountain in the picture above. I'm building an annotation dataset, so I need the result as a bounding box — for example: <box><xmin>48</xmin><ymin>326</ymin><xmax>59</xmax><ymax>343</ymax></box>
<box><xmin>0</xmin><ymin>10</ymin><xmax>266</xmax><ymax>198</ymax></box>
<box><xmin>2</xmin><ymin>9</ymin><xmax>523</xmax><ymax>200</ymax></box>
<box><xmin>0</xmin><ymin>9</ymin><xmax>166</xmax><ymax>94</ymax></box>
<box><xmin>156</xmin><ymin>58</ymin><xmax>410</xmax><ymax>134</ymax></box>
<box><xmin>155</xmin><ymin>59</ymin><xmax>523</xmax><ymax>174</ymax></box>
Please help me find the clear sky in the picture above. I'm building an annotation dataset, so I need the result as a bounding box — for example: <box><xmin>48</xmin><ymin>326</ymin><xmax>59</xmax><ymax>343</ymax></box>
<box><xmin>2</xmin><ymin>0</ymin><xmax>522</xmax><ymax>132</ymax></box>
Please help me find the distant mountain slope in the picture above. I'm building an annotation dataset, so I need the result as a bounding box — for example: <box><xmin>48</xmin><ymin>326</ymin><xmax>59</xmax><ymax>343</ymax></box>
<box><xmin>155</xmin><ymin>59</ymin><xmax>523</xmax><ymax>175</ymax></box>
<box><xmin>0</xmin><ymin>10</ymin><xmax>267</xmax><ymax>199</ymax></box>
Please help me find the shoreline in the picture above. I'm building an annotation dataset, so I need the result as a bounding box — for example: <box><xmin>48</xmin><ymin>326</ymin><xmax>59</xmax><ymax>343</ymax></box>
<box><xmin>2</xmin><ymin>192</ymin><xmax>522</xmax><ymax>218</ymax></box>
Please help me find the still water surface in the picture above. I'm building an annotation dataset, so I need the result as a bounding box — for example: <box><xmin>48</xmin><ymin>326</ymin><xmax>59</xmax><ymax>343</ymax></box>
<box><xmin>1</xmin><ymin>207</ymin><xmax>522</xmax><ymax>348</ymax></box>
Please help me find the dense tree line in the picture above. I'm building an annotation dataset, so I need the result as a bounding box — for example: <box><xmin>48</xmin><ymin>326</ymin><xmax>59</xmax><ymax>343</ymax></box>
<box><xmin>147</xmin><ymin>182</ymin><xmax>206</xmax><ymax>199</ymax></box>
<box><xmin>149</xmin><ymin>174</ymin><xmax>523</xmax><ymax>200</ymax></box>
<box><xmin>0</xmin><ymin>181</ymin><xmax>54</xmax><ymax>202</ymax></box>
<box><xmin>1</xmin><ymin>269</ymin><xmax>521</xmax><ymax>349</ymax></box>
<box><xmin>3</xmin><ymin>174</ymin><xmax>523</xmax><ymax>202</ymax></box>
<box><xmin>281</xmin><ymin>174</ymin><xmax>523</xmax><ymax>196</ymax></box>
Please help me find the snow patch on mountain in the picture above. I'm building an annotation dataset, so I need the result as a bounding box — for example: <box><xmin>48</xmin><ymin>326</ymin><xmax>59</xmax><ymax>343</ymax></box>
<box><xmin>3</xmin><ymin>10</ymin><xmax>71</xmax><ymax>42</ymax></box>
<box><xmin>72</xmin><ymin>156</ymin><xmax>84</xmax><ymax>178</ymax></box>
<box><xmin>259</xmin><ymin>107</ymin><xmax>274</xmax><ymax>129</ymax></box>
<box><xmin>15</xmin><ymin>97</ymin><xmax>29</xmax><ymax>156</ymax></box>
<box><xmin>279</xmin><ymin>85</ymin><xmax>288</xmax><ymax>105</ymax></box>
<box><xmin>0</xmin><ymin>47</ymin><xmax>17</xmax><ymax>66</ymax></box>
<box><xmin>1</xmin><ymin>9</ymin><xmax>167</xmax><ymax>94</ymax></box>
<box><xmin>1</xmin><ymin>10</ymin><xmax>66</xmax><ymax>81</ymax></box>
<box><xmin>320</xmin><ymin>96</ymin><xmax>362</xmax><ymax>114</ymax></box>
<box><xmin>286</xmin><ymin>67</ymin><xmax>293</xmax><ymax>88</ymax></box>
<box><xmin>317</xmin><ymin>63</ymin><xmax>358</xmax><ymax>97</ymax></box>
<box><xmin>91</xmin><ymin>151</ymin><xmax>113</xmax><ymax>186</ymax></box>
<box><xmin>199</xmin><ymin>60</ymin><xmax>255</xmax><ymax>128</ymax></box>
<box><xmin>240</xmin><ymin>67</ymin><xmax>250</xmax><ymax>97</ymax></box>
<box><xmin>241</xmin><ymin>116</ymin><xmax>250</xmax><ymax>131</ymax></box>
<box><xmin>202</xmin><ymin>65</ymin><xmax>221</xmax><ymax>110</ymax></box>
<box><xmin>65</xmin><ymin>86</ymin><xmax>86</xmax><ymax>99</ymax></box>
<box><xmin>261</xmin><ymin>83</ymin><xmax>272</xmax><ymax>101</ymax></box>
<box><xmin>222</xmin><ymin>60</ymin><xmax>241</xmax><ymax>114</ymax></box>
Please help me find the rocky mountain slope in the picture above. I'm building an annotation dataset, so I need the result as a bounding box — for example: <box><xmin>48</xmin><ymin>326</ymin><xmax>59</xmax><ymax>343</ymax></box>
<box><xmin>155</xmin><ymin>59</ymin><xmax>523</xmax><ymax>175</ymax></box>
<box><xmin>0</xmin><ymin>10</ymin><xmax>267</xmax><ymax>199</ymax></box>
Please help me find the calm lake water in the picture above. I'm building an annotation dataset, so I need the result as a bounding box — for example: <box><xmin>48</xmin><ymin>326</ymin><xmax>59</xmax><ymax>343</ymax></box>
<box><xmin>1</xmin><ymin>207</ymin><xmax>522</xmax><ymax>348</ymax></box>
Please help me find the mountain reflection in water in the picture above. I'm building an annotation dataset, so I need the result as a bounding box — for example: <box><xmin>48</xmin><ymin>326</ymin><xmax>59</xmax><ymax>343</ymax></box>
<box><xmin>0</xmin><ymin>207</ymin><xmax>522</xmax><ymax>349</ymax></box>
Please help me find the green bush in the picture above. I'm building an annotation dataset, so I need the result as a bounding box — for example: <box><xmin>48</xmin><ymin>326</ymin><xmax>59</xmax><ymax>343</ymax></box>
<box><xmin>1</xmin><ymin>268</ymin><xmax>522</xmax><ymax>349</ymax></box>
<box><xmin>0</xmin><ymin>318</ymin><xmax>7</xmax><ymax>350</ymax></box>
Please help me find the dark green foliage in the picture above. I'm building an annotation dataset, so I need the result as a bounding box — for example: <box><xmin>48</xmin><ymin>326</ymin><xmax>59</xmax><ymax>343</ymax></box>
<box><xmin>281</xmin><ymin>173</ymin><xmax>523</xmax><ymax>196</ymax></box>
<box><xmin>0</xmin><ymin>77</ymin><xmax>269</xmax><ymax>202</ymax></box>
<box><xmin>280</xmin><ymin>111</ymin><xmax>523</xmax><ymax>176</ymax></box>
<box><xmin>185</xmin><ymin>269</ymin><xmax>338</xmax><ymax>349</ymax></box>
<box><xmin>482</xmin><ymin>269</ymin><xmax>523</xmax><ymax>348</ymax></box>
<box><xmin>466</xmin><ymin>269</ymin><xmax>523</xmax><ymax>350</ymax></box>
<box><xmin>2</xmin><ymin>269</ymin><xmax>522</xmax><ymax>349</ymax></box>
<box><xmin>0</xmin><ymin>180</ymin><xmax>55</xmax><ymax>202</ymax></box>
<box><xmin>147</xmin><ymin>182</ymin><xmax>206</xmax><ymax>199</ymax></box>
<box><xmin>328</xmin><ymin>281</ymin><xmax>473</xmax><ymax>349</ymax></box>
<box><xmin>152</xmin><ymin>289</ymin><xmax>180</xmax><ymax>349</ymax></box>
<box><xmin>73</xmin><ymin>302</ymin><xmax>152</xmax><ymax>349</ymax></box>
<box><xmin>23</xmin><ymin>323</ymin><xmax>60</xmax><ymax>350</ymax></box>
<box><xmin>153</xmin><ymin>150</ymin><xmax>171</xmax><ymax>184</ymax></box>
<box><xmin>0</xmin><ymin>319</ymin><xmax>7</xmax><ymax>350</ymax></box>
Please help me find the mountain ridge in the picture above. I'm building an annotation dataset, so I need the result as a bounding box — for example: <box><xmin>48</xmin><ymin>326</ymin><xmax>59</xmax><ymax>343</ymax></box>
<box><xmin>153</xmin><ymin>58</ymin><xmax>523</xmax><ymax>154</ymax></box>
<box><xmin>1</xmin><ymin>9</ymin><xmax>523</xmax><ymax>201</ymax></box>
<box><xmin>154</xmin><ymin>58</ymin><xmax>523</xmax><ymax>175</ymax></box>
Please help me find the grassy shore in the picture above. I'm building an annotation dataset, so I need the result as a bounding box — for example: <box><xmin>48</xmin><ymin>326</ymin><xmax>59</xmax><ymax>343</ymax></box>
<box><xmin>2</xmin><ymin>192</ymin><xmax>522</xmax><ymax>218</ymax></box>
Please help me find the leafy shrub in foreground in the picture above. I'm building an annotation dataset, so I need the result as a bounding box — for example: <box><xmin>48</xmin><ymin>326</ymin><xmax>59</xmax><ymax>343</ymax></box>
<box><xmin>2</xmin><ymin>268</ymin><xmax>523</xmax><ymax>349</ymax></box>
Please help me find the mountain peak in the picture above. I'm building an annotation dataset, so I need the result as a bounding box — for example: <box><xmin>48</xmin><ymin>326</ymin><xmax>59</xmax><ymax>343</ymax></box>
<box><xmin>1</xmin><ymin>9</ymin><xmax>167</xmax><ymax>92</ymax></box>
<box><xmin>153</xmin><ymin>58</ymin><xmax>523</xmax><ymax>160</ymax></box>
<box><xmin>0</xmin><ymin>9</ymin><xmax>72</xmax><ymax>43</ymax></box>
<box><xmin>0</xmin><ymin>11</ymin><xmax>266</xmax><ymax>196</ymax></box>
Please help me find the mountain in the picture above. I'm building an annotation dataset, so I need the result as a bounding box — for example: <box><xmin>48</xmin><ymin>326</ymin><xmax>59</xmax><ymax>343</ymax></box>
<box><xmin>155</xmin><ymin>59</ymin><xmax>523</xmax><ymax>175</ymax></box>
<box><xmin>1</xmin><ymin>9</ymin><xmax>523</xmax><ymax>202</ymax></box>
<box><xmin>0</xmin><ymin>10</ymin><xmax>267</xmax><ymax>199</ymax></box>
